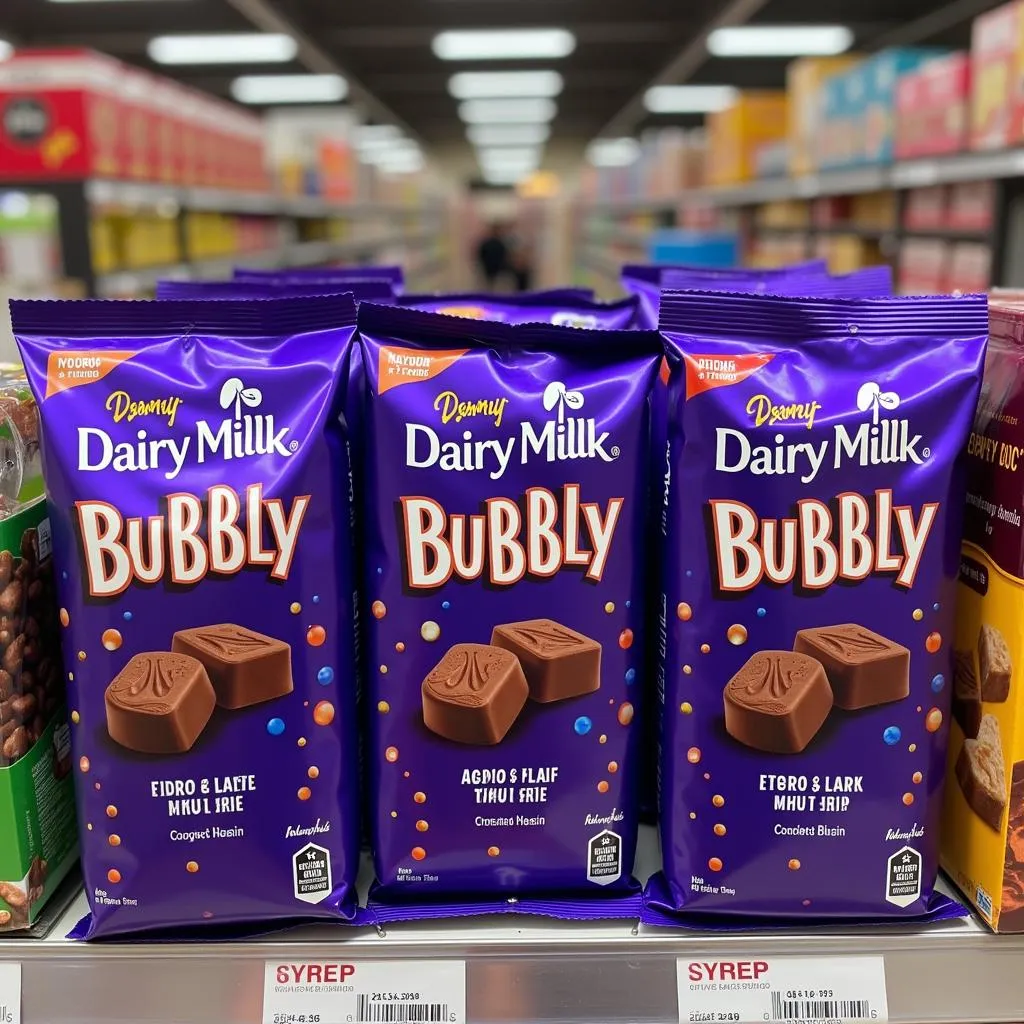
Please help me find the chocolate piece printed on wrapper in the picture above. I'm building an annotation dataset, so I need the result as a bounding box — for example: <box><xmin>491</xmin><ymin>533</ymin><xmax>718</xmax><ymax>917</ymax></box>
<box><xmin>723</xmin><ymin>650</ymin><xmax>833</xmax><ymax>754</ymax></box>
<box><xmin>793</xmin><ymin>624</ymin><xmax>910</xmax><ymax>711</ymax></box>
<box><xmin>956</xmin><ymin>713</ymin><xmax>1007</xmax><ymax>831</ymax></box>
<box><xmin>422</xmin><ymin>643</ymin><xmax>528</xmax><ymax>745</ymax></box>
<box><xmin>490</xmin><ymin>619</ymin><xmax>601</xmax><ymax>703</ymax></box>
<box><xmin>978</xmin><ymin>623</ymin><xmax>1012</xmax><ymax>703</ymax></box>
<box><xmin>105</xmin><ymin>652</ymin><xmax>215</xmax><ymax>754</ymax></box>
<box><xmin>953</xmin><ymin>648</ymin><xmax>983</xmax><ymax>739</ymax></box>
<box><xmin>171</xmin><ymin>624</ymin><xmax>292</xmax><ymax>709</ymax></box>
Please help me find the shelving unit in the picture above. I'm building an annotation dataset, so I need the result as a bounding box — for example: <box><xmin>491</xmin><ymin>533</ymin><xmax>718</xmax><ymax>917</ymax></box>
<box><xmin>2</xmin><ymin>829</ymin><xmax>1021</xmax><ymax>1024</ymax></box>
<box><xmin>0</xmin><ymin>178</ymin><xmax>450</xmax><ymax>298</ymax></box>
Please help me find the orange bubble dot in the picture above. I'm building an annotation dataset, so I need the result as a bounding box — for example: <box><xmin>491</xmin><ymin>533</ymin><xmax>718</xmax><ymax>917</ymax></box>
<box><xmin>298</xmin><ymin>787</ymin><xmax>312</xmax><ymax>801</ymax></box>
<box><xmin>71</xmin><ymin>710</ymin><xmax>80</xmax><ymax>724</ymax></box>
<box><xmin>677</xmin><ymin>603</ymin><xmax>692</xmax><ymax>621</ymax></box>
<box><xmin>604</xmin><ymin>601</ymin><xmax>615</xmax><ymax>614</ymax></box>
<box><xmin>599</xmin><ymin>734</ymin><xmax>607</xmax><ymax>744</ymax></box>
<box><xmin>903</xmin><ymin>792</ymin><xmax>914</xmax><ymax>806</ymax></box>
<box><xmin>390</xmin><ymin>810</ymin><xmax>398</xmax><ymax>818</ymax></box>
<box><xmin>925</xmin><ymin>632</ymin><xmax>942</xmax><ymax>654</ymax></box>
<box><xmin>912</xmin><ymin>608</ymin><xmax>923</xmax><ymax>621</ymax></box>
<box><xmin>712</xmin><ymin>795</ymin><xmax>725</xmax><ymax>808</ymax></box>
<box><xmin>414</xmin><ymin>791</ymin><xmax>426</xmax><ymax>804</ymax></box>
<box><xmin>687</xmin><ymin>747</ymin><xmax>701</xmax><ymax>764</ymax></box>
<box><xmin>297</xmin><ymin>737</ymin><xmax>307</xmax><ymax>748</ymax></box>
<box><xmin>411</xmin><ymin>847</ymin><xmax>426</xmax><ymax>861</ymax></box>
<box><xmin>59</xmin><ymin>608</ymin><xmax>70</xmax><ymax>627</ymax></box>
<box><xmin>372</xmin><ymin>601</ymin><xmax>387</xmax><ymax>619</ymax></box>
<box><xmin>925</xmin><ymin>707</ymin><xmax>943</xmax><ymax>732</ymax></box>
<box><xmin>102</xmin><ymin>628</ymin><xmax>122</xmax><ymax>652</ymax></box>
<box><xmin>313</xmin><ymin>700</ymin><xmax>335</xmax><ymax>726</ymax></box>
<box><xmin>420</xmin><ymin>621</ymin><xmax>440</xmax><ymax>642</ymax></box>
<box><xmin>597</xmin><ymin>780</ymin><xmax>610</xmax><ymax>793</ymax></box>
<box><xmin>617</xmin><ymin>702</ymin><xmax>634</xmax><ymax>726</ymax></box>
<box><xmin>700</xmin><ymin>643</ymin><xmax>710</xmax><ymax>654</ymax></box>
<box><xmin>618</xmin><ymin>629</ymin><xmax>633</xmax><ymax>649</ymax></box>
<box><xmin>107</xmin><ymin>869</ymin><xmax>121</xmax><ymax>884</ymax></box>
<box><xmin>680</xmin><ymin>702</ymin><xmax>693</xmax><ymax>714</ymax></box>
<box><xmin>683</xmin><ymin>665</ymin><xmax>693</xmax><ymax>675</ymax></box>
<box><xmin>379</xmin><ymin>665</ymin><xmax>388</xmax><ymax>675</ymax></box>
<box><xmin>788</xmin><ymin>859</ymin><xmax>801</xmax><ymax>871</ymax></box>
<box><xmin>395</xmin><ymin>642</ymin><xmax>405</xmax><ymax>653</ymax></box>
<box><xmin>377</xmin><ymin>701</ymin><xmax>390</xmax><ymax>714</ymax></box>
<box><xmin>727</xmin><ymin>624</ymin><xmax>747</xmax><ymax>646</ymax></box>
<box><xmin>290</xmin><ymin>602</ymin><xmax>301</xmax><ymax>614</ymax></box>
<box><xmin>713</xmin><ymin>824</ymin><xmax>726</xmax><ymax>836</ymax></box>
<box><xmin>307</xmin><ymin>625</ymin><xmax>326</xmax><ymax>647</ymax></box>
<box><xmin>108</xmin><ymin>834</ymin><xmax>121</xmax><ymax>847</ymax></box>
<box><xmin>608</xmin><ymin>761</ymin><xmax>619</xmax><ymax>773</ymax></box>
<box><xmin>415</xmin><ymin>820</ymin><xmax>429</xmax><ymax>832</ymax></box>
<box><xmin>385</xmin><ymin>746</ymin><xmax>399</xmax><ymax>763</ymax></box>
<box><xmin>689</xmin><ymin>812</ymin><xmax>697</xmax><ymax>820</ymax></box>
<box><xmin>487</xmin><ymin>846</ymin><xmax>500</xmax><ymax>857</ymax></box>
<box><xmin>308</xmin><ymin>766</ymin><xmax>319</xmax><ymax>780</ymax></box>
<box><xmin>77</xmin><ymin>650</ymin><xmax>86</xmax><ymax>661</ymax></box>
<box><xmin>79</xmin><ymin>756</ymin><xmax>90</xmax><ymax>773</ymax></box>
<box><xmin>708</xmin><ymin>858</ymin><xmax>723</xmax><ymax>872</ymax></box>
<box><xmin>908</xmin><ymin>743</ymin><xmax>917</xmax><ymax>753</ymax></box>
<box><xmin>912</xmin><ymin>771</ymin><xmax>923</xmax><ymax>784</ymax></box>
<box><xmin>186</xmin><ymin>861</ymin><xmax>199</xmax><ymax>874</ymax></box>
<box><xmin>106</xmin><ymin>804</ymin><xmax>117</xmax><ymax>817</ymax></box>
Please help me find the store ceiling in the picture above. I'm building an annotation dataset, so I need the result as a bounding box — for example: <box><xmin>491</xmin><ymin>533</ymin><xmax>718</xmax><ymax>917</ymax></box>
<box><xmin>0</xmin><ymin>0</ymin><xmax>1006</xmax><ymax>154</ymax></box>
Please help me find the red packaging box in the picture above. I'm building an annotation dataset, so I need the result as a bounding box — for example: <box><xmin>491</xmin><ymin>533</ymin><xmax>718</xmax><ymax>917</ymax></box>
<box><xmin>948</xmin><ymin>181</ymin><xmax>995</xmax><ymax>232</ymax></box>
<box><xmin>896</xmin><ymin>52</ymin><xmax>970</xmax><ymax>159</ymax></box>
<box><xmin>898</xmin><ymin>238</ymin><xmax>949</xmax><ymax>294</ymax></box>
<box><xmin>903</xmin><ymin>186</ymin><xmax>948</xmax><ymax>231</ymax></box>
<box><xmin>0</xmin><ymin>48</ymin><xmax>124</xmax><ymax>179</ymax></box>
<box><xmin>944</xmin><ymin>242</ymin><xmax>992</xmax><ymax>292</ymax></box>
<box><xmin>970</xmin><ymin>0</ymin><xmax>1024</xmax><ymax>149</ymax></box>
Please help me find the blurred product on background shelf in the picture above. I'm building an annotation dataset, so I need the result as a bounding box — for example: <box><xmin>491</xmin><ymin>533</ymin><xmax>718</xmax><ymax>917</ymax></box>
<box><xmin>787</xmin><ymin>56</ymin><xmax>860</xmax><ymax>176</ymax></box>
<box><xmin>970</xmin><ymin>0</ymin><xmax>1024</xmax><ymax>150</ymax></box>
<box><xmin>707</xmin><ymin>91</ymin><xmax>787</xmax><ymax>185</ymax></box>
<box><xmin>895</xmin><ymin>52</ymin><xmax>971</xmax><ymax>159</ymax></box>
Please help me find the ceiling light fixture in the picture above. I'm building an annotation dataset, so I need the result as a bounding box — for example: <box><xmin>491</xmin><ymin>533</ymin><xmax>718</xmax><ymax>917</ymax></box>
<box><xmin>587</xmin><ymin>137</ymin><xmax>641</xmax><ymax>167</ymax></box>
<box><xmin>149</xmin><ymin>33</ymin><xmax>297</xmax><ymax>66</ymax></box>
<box><xmin>230</xmin><ymin>74</ymin><xmax>347</xmax><ymax>104</ymax></box>
<box><xmin>376</xmin><ymin>150</ymin><xmax>425</xmax><ymax>174</ymax></box>
<box><xmin>467</xmin><ymin>124</ymin><xmax>551</xmax><ymax>147</ymax></box>
<box><xmin>459</xmin><ymin>98</ymin><xmax>557</xmax><ymax>123</ymax></box>
<box><xmin>707</xmin><ymin>25</ymin><xmax>853</xmax><ymax>57</ymax></box>
<box><xmin>448</xmin><ymin>70</ymin><xmax>563</xmax><ymax>100</ymax></box>
<box><xmin>477</xmin><ymin>146</ymin><xmax>541</xmax><ymax>167</ymax></box>
<box><xmin>481</xmin><ymin>167</ymin><xmax>529</xmax><ymax>186</ymax></box>
<box><xmin>433</xmin><ymin>28</ymin><xmax>575</xmax><ymax>61</ymax></box>
<box><xmin>643</xmin><ymin>84</ymin><xmax>738</xmax><ymax>114</ymax></box>
<box><xmin>362</xmin><ymin>140</ymin><xmax>420</xmax><ymax>164</ymax></box>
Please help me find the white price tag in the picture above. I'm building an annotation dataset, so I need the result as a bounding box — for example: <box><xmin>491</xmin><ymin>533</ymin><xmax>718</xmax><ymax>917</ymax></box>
<box><xmin>263</xmin><ymin>960</ymin><xmax>465</xmax><ymax>1024</ymax></box>
<box><xmin>677</xmin><ymin>956</ymin><xmax>887</xmax><ymax>1024</ymax></box>
<box><xmin>0</xmin><ymin>963</ymin><xmax>21</xmax><ymax>1024</ymax></box>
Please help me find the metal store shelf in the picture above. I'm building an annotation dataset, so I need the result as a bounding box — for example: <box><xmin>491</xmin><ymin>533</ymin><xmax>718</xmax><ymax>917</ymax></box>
<box><xmin>1</xmin><ymin>828</ymin><xmax>1020</xmax><ymax>1024</ymax></box>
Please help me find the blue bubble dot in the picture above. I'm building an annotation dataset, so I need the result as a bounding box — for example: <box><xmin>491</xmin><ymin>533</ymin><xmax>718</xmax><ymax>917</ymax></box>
<box><xmin>317</xmin><ymin>666</ymin><xmax>334</xmax><ymax>686</ymax></box>
<box><xmin>267</xmin><ymin>718</ymin><xmax>286</xmax><ymax>736</ymax></box>
<box><xmin>61</xmin><ymin>570</ymin><xmax>68</xmax><ymax>581</ymax></box>
<box><xmin>625</xmin><ymin>668</ymin><xmax>636</xmax><ymax>685</ymax></box>
<box><xmin>685</xmin><ymin>569</ymin><xmax>693</xmax><ymax>578</ymax></box>
<box><xmin>441</xmin><ymin>600</ymin><xmax>450</xmax><ymax>610</ymax></box>
<box><xmin>931</xmin><ymin>673</ymin><xmax>945</xmax><ymax>693</ymax></box>
<box><xmin>376</xmin><ymin>567</ymin><xmax>383</xmax><ymax>575</ymax></box>
<box><xmin>122</xmin><ymin>611</ymin><xmax>133</xmax><ymax>622</ymax></box>
<box><xmin>756</xmin><ymin>607</ymin><xmax>766</xmax><ymax>618</ymax></box>
<box><xmin>625</xmin><ymin>600</ymin><xmax>631</xmax><ymax>609</ymax></box>
<box><xmin>883</xmin><ymin>726</ymin><xmax>901</xmax><ymax>745</ymax></box>
<box><xmin>933</xmin><ymin>603</ymin><xmax>940</xmax><ymax>612</ymax></box>
<box><xmin>574</xmin><ymin>716</ymin><xmax>592</xmax><ymax>736</ymax></box>
<box><xmin>312</xmin><ymin>594</ymin><xmax>320</xmax><ymax>604</ymax></box>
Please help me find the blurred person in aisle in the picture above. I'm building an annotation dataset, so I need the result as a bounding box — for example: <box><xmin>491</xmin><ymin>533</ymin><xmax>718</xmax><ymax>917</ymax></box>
<box><xmin>509</xmin><ymin>236</ymin><xmax>535</xmax><ymax>292</ymax></box>
<box><xmin>476</xmin><ymin>221</ymin><xmax>510</xmax><ymax>290</ymax></box>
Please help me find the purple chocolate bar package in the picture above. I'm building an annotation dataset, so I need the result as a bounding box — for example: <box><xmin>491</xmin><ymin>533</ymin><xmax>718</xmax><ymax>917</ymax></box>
<box><xmin>10</xmin><ymin>295</ymin><xmax>362</xmax><ymax>938</ymax></box>
<box><xmin>353</xmin><ymin>303</ymin><xmax>660</xmax><ymax>920</ymax></box>
<box><xmin>156</xmin><ymin>278</ymin><xmax>396</xmax><ymax>303</ymax></box>
<box><xmin>398</xmin><ymin>290</ymin><xmax>637</xmax><ymax>328</ymax></box>
<box><xmin>650</xmin><ymin>291</ymin><xmax>987</xmax><ymax>921</ymax></box>
<box><xmin>234</xmin><ymin>264</ymin><xmax>405</xmax><ymax>294</ymax></box>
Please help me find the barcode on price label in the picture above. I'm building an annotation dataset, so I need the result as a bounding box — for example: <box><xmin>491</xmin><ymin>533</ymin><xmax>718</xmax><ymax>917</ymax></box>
<box><xmin>677</xmin><ymin>956</ymin><xmax>888</xmax><ymax>1024</ymax></box>
<box><xmin>263</xmin><ymin>960</ymin><xmax>465</xmax><ymax>1024</ymax></box>
<box><xmin>355</xmin><ymin>996</ymin><xmax>449</xmax><ymax>1023</ymax></box>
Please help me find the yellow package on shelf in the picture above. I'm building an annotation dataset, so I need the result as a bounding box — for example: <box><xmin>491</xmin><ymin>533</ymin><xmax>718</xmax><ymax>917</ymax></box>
<box><xmin>787</xmin><ymin>56</ymin><xmax>861</xmax><ymax>176</ymax></box>
<box><xmin>708</xmin><ymin>91</ymin><xmax>788</xmax><ymax>185</ymax></box>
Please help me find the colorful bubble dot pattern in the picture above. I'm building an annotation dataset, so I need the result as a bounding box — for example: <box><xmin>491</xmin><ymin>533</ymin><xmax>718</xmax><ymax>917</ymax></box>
<box><xmin>122</xmin><ymin>611</ymin><xmax>132</xmax><ymax>622</ymax></box>
<box><xmin>883</xmin><ymin>726</ymin><xmax>901</xmax><ymax>745</ymax></box>
<box><xmin>625</xmin><ymin>668</ymin><xmax>636</xmax><ymax>685</ymax></box>
<box><xmin>313</xmin><ymin>701</ymin><xmax>335</xmax><ymax>726</ymax></box>
<box><xmin>317</xmin><ymin>666</ymin><xmax>334</xmax><ymax>685</ymax></box>
<box><xmin>925</xmin><ymin>632</ymin><xmax>942</xmax><ymax>654</ymax></box>
<box><xmin>266</xmin><ymin>718</ymin><xmax>285</xmax><ymax>736</ymax></box>
<box><xmin>925</xmin><ymin>708</ymin><xmax>943</xmax><ymax>732</ymax></box>
<box><xmin>574</xmin><ymin>716</ymin><xmax>592</xmax><ymax>736</ymax></box>
<box><xmin>756</xmin><ymin>608</ymin><xmax>766</xmax><ymax>618</ymax></box>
